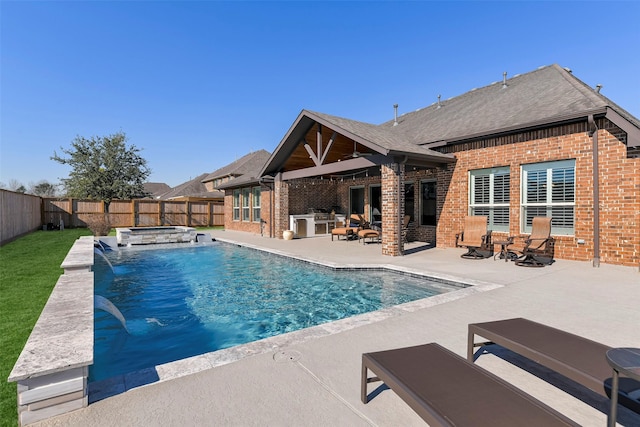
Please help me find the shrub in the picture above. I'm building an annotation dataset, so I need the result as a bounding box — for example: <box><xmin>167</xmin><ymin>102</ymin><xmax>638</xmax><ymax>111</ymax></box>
<box><xmin>85</xmin><ymin>214</ymin><xmax>112</xmax><ymax>236</ymax></box>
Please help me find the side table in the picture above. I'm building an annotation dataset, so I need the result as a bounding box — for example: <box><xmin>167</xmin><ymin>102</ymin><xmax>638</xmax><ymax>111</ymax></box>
<box><xmin>606</xmin><ymin>347</ymin><xmax>640</xmax><ymax>427</ymax></box>
<box><xmin>493</xmin><ymin>237</ymin><xmax>516</xmax><ymax>262</ymax></box>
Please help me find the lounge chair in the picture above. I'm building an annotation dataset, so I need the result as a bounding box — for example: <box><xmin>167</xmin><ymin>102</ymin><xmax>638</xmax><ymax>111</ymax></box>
<box><xmin>455</xmin><ymin>216</ymin><xmax>493</xmax><ymax>259</ymax></box>
<box><xmin>361</xmin><ymin>342</ymin><xmax>578</xmax><ymax>426</ymax></box>
<box><xmin>357</xmin><ymin>214</ymin><xmax>380</xmax><ymax>243</ymax></box>
<box><xmin>515</xmin><ymin>216</ymin><xmax>555</xmax><ymax>267</ymax></box>
<box><xmin>468</xmin><ymin>318</ymin><xmax>640</xmax><ymax>414</ymax></box>
<box><xmin>331</xmin><ymin>214</ymin><xmax>361</xmax><ymax>241</ymax></box>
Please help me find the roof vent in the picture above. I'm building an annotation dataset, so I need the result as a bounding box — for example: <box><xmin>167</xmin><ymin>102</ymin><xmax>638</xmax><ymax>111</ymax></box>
<box><xmin>595</xmin><ymin>84</ymin><xmax>603</xmax><ymax>93</ymax></box>
<box><xmin>502</xmin><ymin>72</ymin><xmax>508</xmax><ymax>89</ymax></box>
<box><xmin>393</xmin><ymin>104</ymin><xmax>398</xmax><ymax>126</ymax></box>
<box><xmin>563</xmin><ymin>67</ymin><xmax>572</xmax><ymax>73</ymax></box>
<box><xmin>437</xmin><ymin>95</ymin><xmax>442</xmax><ymax>109</ymax></box>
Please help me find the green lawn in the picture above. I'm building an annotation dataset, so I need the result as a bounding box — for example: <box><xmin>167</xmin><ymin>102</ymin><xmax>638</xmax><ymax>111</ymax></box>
<box><xmin>0</xmin><ymin>229</ymin><xmax>92</xmax><ymax>427</ymax></box>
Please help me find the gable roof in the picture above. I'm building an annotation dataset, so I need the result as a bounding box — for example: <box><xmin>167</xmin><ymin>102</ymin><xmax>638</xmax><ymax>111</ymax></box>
<box><xmin>157</xmin><ymin>173</ymin><xmax>223</xmax><ymax>200</ymax></box>
<box><xmin>381</xmin><ymin>64</ymin><xmax>640</xmax><ymax>146</ymax></box>
<box><xmin>202</xmin><ymin>150</ymin><xmax>271</xmax><ymax>183</ymax></box>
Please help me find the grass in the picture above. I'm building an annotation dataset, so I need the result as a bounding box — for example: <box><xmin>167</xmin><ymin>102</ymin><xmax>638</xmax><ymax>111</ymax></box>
<box><xmin>0</xmin><ymin>229</ymin><xmax>92</xmax><ymax>427</ymax></box>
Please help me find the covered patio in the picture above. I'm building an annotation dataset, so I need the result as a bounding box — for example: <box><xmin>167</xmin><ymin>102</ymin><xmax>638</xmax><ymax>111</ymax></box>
<box><xmin>259</xmin><ymin>110</ymin><xmax>455</xmax><ymax>256</ymax></box>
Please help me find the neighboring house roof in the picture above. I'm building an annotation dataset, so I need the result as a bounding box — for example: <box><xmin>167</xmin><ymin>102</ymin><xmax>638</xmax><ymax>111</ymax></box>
<box><xmin>158</xmin><ymin>173</ymin><xmax>224</xmax><ymax>200</ymax></box>
<box><xmin>202</xmin><ymin>150</ymin><xmax>271</xmax><ymax>183</ymax></box>
<box><xmin>143</xmin><ymin>182</ymin><xmax>171</xmax><ymax>198</ymax></box>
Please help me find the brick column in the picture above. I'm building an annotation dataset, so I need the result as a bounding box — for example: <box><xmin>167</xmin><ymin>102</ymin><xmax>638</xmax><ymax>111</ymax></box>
<box><xmin>274</xmin><ymin>175</ymin><xmax>289</xmax><ymax>239</ymax></box>
<box><xmin>381</xmin><ymin>162</ymin><xmax>404</xmax><ymax>256</ymax></box>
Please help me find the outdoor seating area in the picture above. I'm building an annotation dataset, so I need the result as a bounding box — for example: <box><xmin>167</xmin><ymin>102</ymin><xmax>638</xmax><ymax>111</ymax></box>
<box><xmin>362</xmin><ymin>317</ymin><xmax>640</xmax><ymax>426</ymax></box>
<box><xmin>455</xmin><ymin>215</ymin><xmax>557</xmax><ymax>267</ymax></box>
<box><xmin>331</xmin><ymin>214</ymin><xmax>381</xmax><ymax>244</ymax></box>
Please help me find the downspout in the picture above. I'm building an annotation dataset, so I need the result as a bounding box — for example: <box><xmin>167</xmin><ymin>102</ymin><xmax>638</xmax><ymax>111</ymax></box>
<box><xmin>259</xmin><ymin>176</ymin><xmax>275</xmax><ymax>238</ymax></box>
<box><xmin>588</xmin><ymin>115</ymin><xmax>600</xmax><ymax>267</ymax></box>
<box><xmin>398</xmin><ymin>155</ymin><xmax>408</xmax><ymax>255</ymax></box>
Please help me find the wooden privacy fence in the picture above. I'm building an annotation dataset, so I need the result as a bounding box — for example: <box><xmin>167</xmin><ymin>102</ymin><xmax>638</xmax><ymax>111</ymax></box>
<box><xmin>43</xmin><ymin>198</ymin><xmax>225</xmax><ymax>228</ymax></box>
<box><xmin>0</xmin><ymin>189</ymin><xmax>43</xmax><ymax>245</ymax></box>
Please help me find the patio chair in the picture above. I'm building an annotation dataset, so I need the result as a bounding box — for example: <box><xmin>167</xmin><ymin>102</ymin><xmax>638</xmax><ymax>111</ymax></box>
<box><xmin>362</xmin><ymin>342</ymin><xmax>578</xmax><ymax>426</ymax></box>
<box><xmin>331</xmin><ymin>214</ymin><xmax>361</xmax><ymax>241</ymax></box>
<box><xmin>401</xmin><ymin>215</ymin><xmax>411</xmax><ymax>243</ymax></box>
<box><xmin>455</xmin><ymin>216</ymin><xmax>492</xmax><ymax>259</ymax></box>
<box><xmin>357</xmin><ymin>215</ymin><xmax>380</xmax><ymax>244</ymax></box>
<box><xmin>468</xmin><ymin>318</ymin><xmax>640</xmax><ymax>415</ymax></box>
<box><xmin>514</xmin><ymin>216</ymin><xmax>554</xmax><ymax>267</ymax></box>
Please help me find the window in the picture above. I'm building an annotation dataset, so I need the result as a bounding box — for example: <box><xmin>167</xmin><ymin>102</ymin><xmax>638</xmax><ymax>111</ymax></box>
<box><xmin>252</xmin><ymin>186</ymin><xmax>261</xmax><ymax>222</ymax></box>
<box><xmin>521</xmin><ymin>160</ymin><xmax>575</xmax><ymax>235</ymax></box>
<box><xmin>469</xmin><ymin>167</ymin><xmax>510</xmax><ymax>232</ymax></box>
<box><xmin>242</xmin><ymin>188</ymin><xmax>251</xmax><ymax>221</ymax></box>
<box><xmin>420</xmin><ymin>180</ymin><xmax>437</xmax><ymax>226</ymax></box>
<box><xmin>232</xmin><ymin>189</ymin><xmax>240</xmax><ymax>221</ymax></box>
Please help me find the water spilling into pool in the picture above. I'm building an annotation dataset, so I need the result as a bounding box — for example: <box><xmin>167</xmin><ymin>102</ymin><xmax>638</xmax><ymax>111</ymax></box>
<box><xmin>91</xmin><ymin>242</ymin><xmax>463</xmax><ymax>382</ymax></box>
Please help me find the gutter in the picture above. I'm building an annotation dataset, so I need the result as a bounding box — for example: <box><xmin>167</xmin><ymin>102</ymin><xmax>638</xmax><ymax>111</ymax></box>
<box><xmin>588</xmin><ymin>115</ymin><xmax>600</xmax><ymax>267</ymax></box>
<box><xmin>396</xmin><ymin>155</ymin><xmax>408</xmax><ymax>255</ymax></box>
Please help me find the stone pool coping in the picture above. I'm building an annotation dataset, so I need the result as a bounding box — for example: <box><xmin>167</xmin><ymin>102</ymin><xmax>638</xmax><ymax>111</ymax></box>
<box><xmin>8</xmin><ymin>236</ymin><xmax>95</xmax><ymax>426</ymax></box>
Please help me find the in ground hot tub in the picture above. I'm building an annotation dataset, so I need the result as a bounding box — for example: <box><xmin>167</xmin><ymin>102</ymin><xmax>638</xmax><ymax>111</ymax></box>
<box><xmin>116</xmin><ymin>226</ymin><xmax>197</xmax><ymax>246</ymax></box>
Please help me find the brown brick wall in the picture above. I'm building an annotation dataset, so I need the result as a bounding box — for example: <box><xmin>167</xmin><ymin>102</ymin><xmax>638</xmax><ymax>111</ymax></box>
<box><xmin>224</xmin><ymin>185</ymin><xmax>272</xmax><ymax>236</ymax></box>
<box><xmin>381</xmin><ymin>162</ymin><xmax>403</xmax><ymax>256</ymax></box>
<box><xmin>435</xmin><ymin>118</ymin><xmax>639</xmax><ymax>267</ymax></box>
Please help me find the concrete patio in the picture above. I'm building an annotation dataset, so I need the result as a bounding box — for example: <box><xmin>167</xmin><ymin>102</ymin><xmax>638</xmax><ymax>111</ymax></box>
<box><xmin>33</xmin><ymin>230</ymin><xmax>640</xmax><ymax>426</ymax></box>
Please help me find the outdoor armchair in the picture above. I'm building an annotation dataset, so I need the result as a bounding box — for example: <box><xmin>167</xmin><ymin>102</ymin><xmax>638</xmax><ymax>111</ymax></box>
<box><xmin>455</xmin><ymin>216</ymin><xmax>493</xmax><ymax>259</ymax></box>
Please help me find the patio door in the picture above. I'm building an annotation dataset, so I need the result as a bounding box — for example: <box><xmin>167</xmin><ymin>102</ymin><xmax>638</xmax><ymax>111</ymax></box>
<box><xmin>369</xmin><ymin>185</ymin><xmax>381</xmax><ymax>222</ymax></box>
<box><xmin>349</xmin><ymin>186</ymin><xmax>365</xmax><ymax>216</ymax></box>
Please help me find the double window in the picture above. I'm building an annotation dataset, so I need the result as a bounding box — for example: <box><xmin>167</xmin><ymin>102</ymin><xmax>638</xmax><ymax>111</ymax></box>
<box><xmin>469</xmin><ymin>161</ymin><xmax>575</xmax><ymax>235</ymax></box>
<box><xmin>521</xmin><ymin>160</ymin><xmax>575</xmax><ymax>235</ymax></box>
<box><xmin>232</xmin><ymin>186</ymin><xmax>261</xmax><ymax>222</ymax></box>
<box><xmin>469</xmin><ymin>167</ymin><xmax>510</xmax><ymax>232</ymax></box>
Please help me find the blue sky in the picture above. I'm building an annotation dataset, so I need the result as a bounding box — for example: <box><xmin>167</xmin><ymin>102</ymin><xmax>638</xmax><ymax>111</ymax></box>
<box><xmin>2</xmin><ymin>1</ymin><xmax>639</xmax><ymax>189</ymax></box>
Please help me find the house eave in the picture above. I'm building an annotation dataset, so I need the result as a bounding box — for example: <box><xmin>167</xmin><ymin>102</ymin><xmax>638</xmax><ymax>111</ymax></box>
<box><xmin>420</xmin><ymin>108</ymin><xmax>609</xmax><ymax>148</ymax></box>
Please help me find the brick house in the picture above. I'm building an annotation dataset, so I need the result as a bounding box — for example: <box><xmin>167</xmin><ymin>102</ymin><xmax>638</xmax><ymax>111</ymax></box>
<box><xmin>236</xmin><ymin>65</ymin><xmax>640</xmax><ymax>267</ymax></box>
<box><xmin>214</xmin><ymin>150</ymin><xmax>272</xmax><ymax>234</ymax></box>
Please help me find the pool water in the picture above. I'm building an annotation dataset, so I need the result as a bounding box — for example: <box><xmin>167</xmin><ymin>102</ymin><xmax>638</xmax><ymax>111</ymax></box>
<box><xmin>91</xmin><ymin>243</ymin><xmax>462</xmax><ymax>382</ymax></box>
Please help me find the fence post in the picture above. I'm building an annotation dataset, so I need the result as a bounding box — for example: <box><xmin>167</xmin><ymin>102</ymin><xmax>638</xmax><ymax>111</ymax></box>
<box><xmin>186</xmin><ymin>201</ymin><xmax>191</xmax><ymax>227</ymax></box>
<box><xmin>131</xmin><ymin>200</ymin><xmax>136</xmax><ymax>227</ymax></box>
<box><xmin>69</xmin><ymin>198</ymin><xmax>74</xmax><ymax>227</ymax></box>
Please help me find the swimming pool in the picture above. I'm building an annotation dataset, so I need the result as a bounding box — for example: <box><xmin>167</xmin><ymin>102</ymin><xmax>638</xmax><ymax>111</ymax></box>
<box><xmin>92</xmin><ymin>242</ymin><xmax>465</xmax><ymax>382</ymax></box>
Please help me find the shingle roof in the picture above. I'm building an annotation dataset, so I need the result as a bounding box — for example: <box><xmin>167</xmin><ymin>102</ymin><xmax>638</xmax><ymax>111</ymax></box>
<box><xmin>157</xmin><ymin>173</ymin><xmax>223</xmax><ymax>200</ymax></box>
<box><xmin>379</xmin><ymin>64</ymin><xmax>639</xmax><ymax>145</ymax></box>
<box><xmin>304</xmin><ymin>111</ymin><xmax>452</xmax><ymax>159</ymax></box>
<box><xmin>143</xmin><ymin>182</ymin><xmax>171</xmax><ymax>198</ymax></box>
<box><xmin>202</xmin><ymin>150</ymin><xmax>271</xmax><ymax>183</ymax></box>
